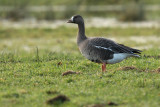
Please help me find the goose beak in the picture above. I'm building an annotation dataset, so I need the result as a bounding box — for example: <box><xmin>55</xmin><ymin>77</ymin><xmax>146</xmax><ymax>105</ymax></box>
<box><xmin>67</xmin><ymin>19</ymin><xmax>73</xmax><ymax>23</ymax></box>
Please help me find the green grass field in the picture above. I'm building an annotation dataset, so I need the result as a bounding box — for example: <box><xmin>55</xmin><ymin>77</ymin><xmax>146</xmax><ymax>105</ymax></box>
<box><xmin>0</xmin><ymin>26</ymin><xmax>160</xmax><ymax>107</ymax></box>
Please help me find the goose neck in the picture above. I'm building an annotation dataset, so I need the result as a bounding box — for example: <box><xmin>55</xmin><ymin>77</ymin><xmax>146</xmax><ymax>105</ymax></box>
<box><xmin>78</xmin><ymin>22</ymin><xmax>85</xmax><ymax>35</ymax></box>
<box><xmin>77</xmin><ymin>22</ymin><xmax>87</xmax><ymax>44</ymax></box>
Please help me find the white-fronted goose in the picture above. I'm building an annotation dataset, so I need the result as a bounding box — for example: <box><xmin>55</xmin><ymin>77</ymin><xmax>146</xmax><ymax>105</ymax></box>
<box><xmin>67</xmin><ymin>15</ymin><xmax>142</xmax><ymax>72</ymax></box>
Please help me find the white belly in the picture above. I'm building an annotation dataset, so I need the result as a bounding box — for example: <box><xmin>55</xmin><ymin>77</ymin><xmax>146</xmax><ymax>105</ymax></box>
<box><xmin>107</xmin><ymin>53</ymin><xmax>131</xmax><ymax>64</ymax></box>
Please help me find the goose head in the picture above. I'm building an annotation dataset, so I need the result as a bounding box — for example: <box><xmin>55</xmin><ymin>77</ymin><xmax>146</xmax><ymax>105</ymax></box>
<box><xmin>67</xmin><ymin>15</ymin><xmax>84</xmax><ymax>24</ymax></box>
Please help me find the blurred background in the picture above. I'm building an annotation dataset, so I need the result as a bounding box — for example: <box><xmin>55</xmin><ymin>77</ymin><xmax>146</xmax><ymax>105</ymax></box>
<box><xmin>0</xmin><ymin>0</ymin><xmax>160</xmax><ymax>27</ymax></box>
<box><xmin>0</xmin><ymin>0</ymin><xmax>160</xmax><ymax>54</ymax></box>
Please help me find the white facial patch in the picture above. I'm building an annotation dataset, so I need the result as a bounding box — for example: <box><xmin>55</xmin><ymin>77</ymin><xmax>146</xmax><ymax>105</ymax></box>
<box><xmin>71</xmin><ymin>16</ymin><xmax>74</xmax><ymax>22</ymax></box>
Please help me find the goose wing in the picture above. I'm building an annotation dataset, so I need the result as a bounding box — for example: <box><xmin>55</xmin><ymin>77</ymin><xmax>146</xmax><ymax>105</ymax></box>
<box><xmin>89</xmin><ymin>37</ymin><xmax>142</xmax><ymax>55</ymax></box>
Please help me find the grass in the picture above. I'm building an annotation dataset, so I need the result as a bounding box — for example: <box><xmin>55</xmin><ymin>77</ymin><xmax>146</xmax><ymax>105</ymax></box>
<box><xmin>0</xmin><ymin>26</ymin><xmax>160</xmax><ymax>107</ymax></box>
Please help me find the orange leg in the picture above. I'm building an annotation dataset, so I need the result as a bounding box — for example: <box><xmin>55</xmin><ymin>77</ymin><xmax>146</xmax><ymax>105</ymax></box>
<box><xmin>101</xmin><ymin>63</ymin><xmax>106</xmax><ymax>72</ymax></box>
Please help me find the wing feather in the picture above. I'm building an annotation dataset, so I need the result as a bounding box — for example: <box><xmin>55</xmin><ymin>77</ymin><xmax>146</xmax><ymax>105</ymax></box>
<box><xmin>89</xmin><ymin>37</ymin><xmax>142</xmax><ymax>54</ymax></box>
